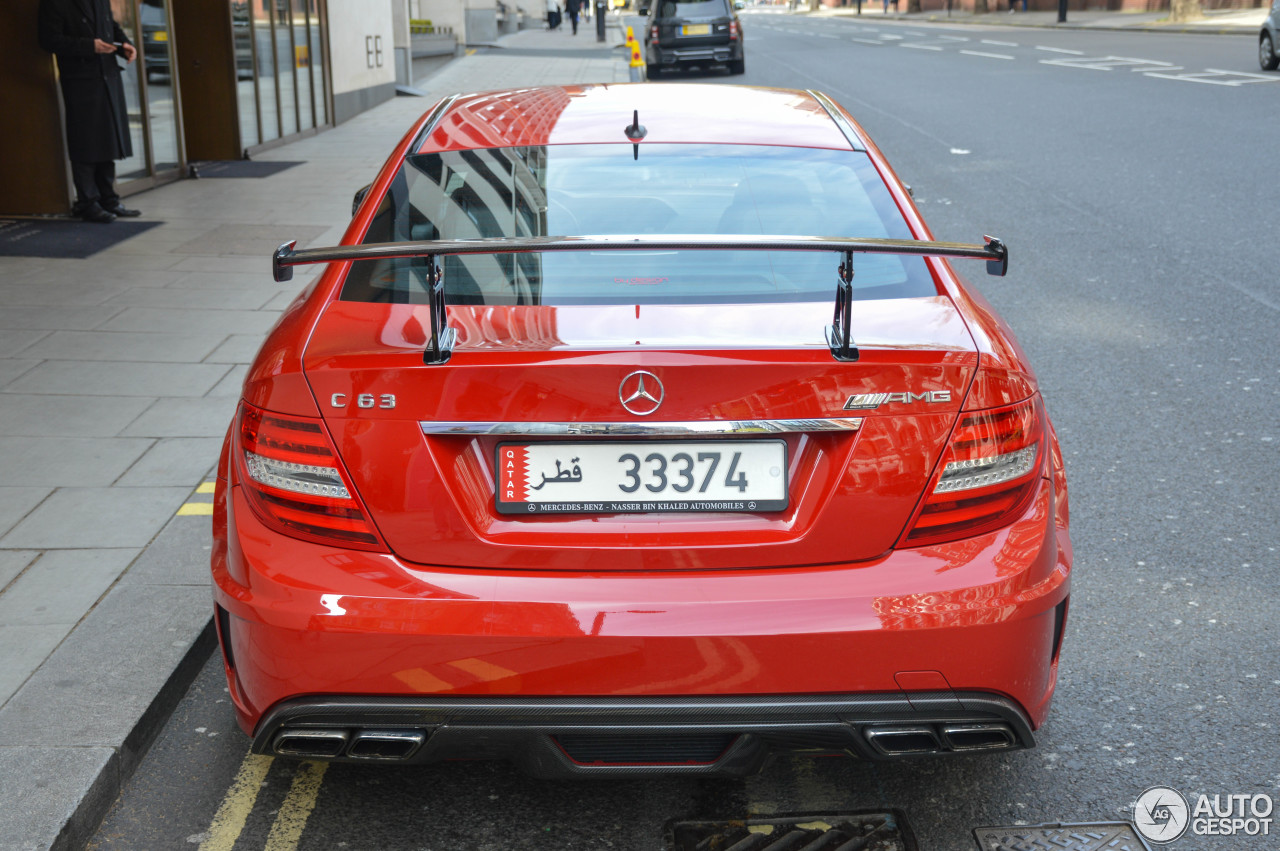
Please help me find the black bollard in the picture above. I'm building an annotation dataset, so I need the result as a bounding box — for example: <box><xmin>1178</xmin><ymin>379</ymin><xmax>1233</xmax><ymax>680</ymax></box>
<box><xmin>596</xmin><ymin>0</ymin><xmax>607</xmax><ymax>41</ymax></box>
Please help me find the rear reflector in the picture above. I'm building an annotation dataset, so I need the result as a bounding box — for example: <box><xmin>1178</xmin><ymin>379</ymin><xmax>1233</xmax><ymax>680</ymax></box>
<box><xmin>237</xmin><ymin>403</ymin><xmax>384</xmax><ymax>549</ymax></box>
<box><xmin>903</xmin><ymin>396</ymin><xmax>1044</xmax><ymax>547</ymax></box>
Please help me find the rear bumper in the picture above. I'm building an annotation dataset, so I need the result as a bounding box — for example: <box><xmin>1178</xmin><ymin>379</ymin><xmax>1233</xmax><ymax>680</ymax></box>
<box><xmin>213</xmin><ymin>473</ymin><xmax>1070</xmax><ymax>769</ymax></box>
<box><xmin>251</xmin><ymin>692</ymin><xmax>1034</xmax><ymax>777</ymax></box>
<box><xmin>649</xmin><ymin>42</ymin><xmax>743</xmax><ymax>65</ymax></box>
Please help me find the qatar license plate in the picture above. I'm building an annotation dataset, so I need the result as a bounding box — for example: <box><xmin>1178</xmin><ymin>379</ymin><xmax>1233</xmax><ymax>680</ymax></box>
<box><xmin>681</xmin><ymin>23</ymin><xmax>711</xmax><ymax>35</ymax></box>
<box><xmin>496</xmin><ymin>441</ymin><xmax>788</xmax><ymax>514</ymax></box>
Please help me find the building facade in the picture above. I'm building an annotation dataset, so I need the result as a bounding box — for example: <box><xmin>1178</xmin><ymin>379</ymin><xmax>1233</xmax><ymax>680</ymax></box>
<box><xmin>2</xmin><ymin>0</ymin><xmax>407</xmax><ymax>216</ymax></box>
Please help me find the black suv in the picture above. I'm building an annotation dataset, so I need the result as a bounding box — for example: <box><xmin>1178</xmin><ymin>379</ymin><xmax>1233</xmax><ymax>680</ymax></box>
<box><xmin>642</xmin><ymin>0</ymin><xmax>744</xmax><ymax>76</ymax></box>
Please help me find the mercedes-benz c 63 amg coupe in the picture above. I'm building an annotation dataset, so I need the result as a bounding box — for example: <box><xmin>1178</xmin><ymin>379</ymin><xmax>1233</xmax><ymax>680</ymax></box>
<box><xmin>211</xmin><ymin>83</ymin><xmax>1072</xmax><ymax>777</ymax></box>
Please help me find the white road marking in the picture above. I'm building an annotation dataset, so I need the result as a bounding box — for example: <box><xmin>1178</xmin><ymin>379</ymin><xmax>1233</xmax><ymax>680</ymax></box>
<box><xmin>849</xmin><ymin>37</ymin><xmax>884</xmax><ymax>45</ymax></box>
<box><xmin>961</xmin><ymin>49</ymin><xmax>1014</xmax><ymax>60</ymax></box>
<box><xmin>818</xmin><ymin>32</ymin><xmax>838</xmax><ymax>38</ymax></box>
<box><xmin>937</xmin><ymin>35</ymin><xmax>971</xmax><ymax>42</ymax></box>
<box><xmin>1205</xmin><ymin>67</ymin><xmax>1280</xmax><ymax>80</ymax></box>
<box><xmin>879</xmin><ymin>33</ymin><xmax>904</xmax><ymax>40</ymax></box>
<box><xmin>1146</xmin><ymin>69</ymin><xmax>1280</xmax><ymax>85</ymax></box>
<box><xmin>1042</xmin><ymin>55</ymin><xmax>1178</xmax><ymax>71</ymax></box>
<box><xmin>982</xmin><ymin>39</ymin><xmax>1018</xmax><ymax>46</ymax></box>
<box><xmin>901</xmin><ymin>43</ymin><xmax>943</xmax><ymax>50</ymax></box>
<box><xmin>1036</xmin><ymin>45</ymin><xmax>1085</xmax><ymax>54</ymax></box>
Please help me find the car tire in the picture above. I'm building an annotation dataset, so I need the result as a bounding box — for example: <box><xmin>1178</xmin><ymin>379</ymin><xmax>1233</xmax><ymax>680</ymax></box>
<box><xmin>1261</xmin><ymin>32</ymin><xmax>1279</xmax><ymax>71</ymax></box>
<box><xmin>728</xmin><ymin>58</ymin><xmax>745</xmax><ymax>75</ymax></box>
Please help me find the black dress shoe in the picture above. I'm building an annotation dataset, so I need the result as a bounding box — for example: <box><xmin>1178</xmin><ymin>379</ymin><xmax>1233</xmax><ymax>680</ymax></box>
<box><xmin>80</xmin><ymin>204</ymin><xmax>117</xmax><ymax>224</ymax></box>
<box><xmin>104</xmin><ymin>203</ymin><xmax>142</xmax><ymax>218</ymax></box>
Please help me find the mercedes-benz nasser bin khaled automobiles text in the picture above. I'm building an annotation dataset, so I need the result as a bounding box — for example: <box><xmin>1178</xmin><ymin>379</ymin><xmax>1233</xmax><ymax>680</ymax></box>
<box><xmin>210</xmin><ymin>83</ymin><xmax>1072</xmax><ymax>776</ymax></box>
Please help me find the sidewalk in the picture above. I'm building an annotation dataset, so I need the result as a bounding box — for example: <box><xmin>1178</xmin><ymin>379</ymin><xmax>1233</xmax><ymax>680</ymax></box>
<box><xmin>802</xmin><ymin>3</ymin><xmax>1268</xmax><ymax>34</ymax></box>
<box><xmin>0</xmin><ymin>22</ymin><xmax>626</xmax><ymax>851</ymax></box>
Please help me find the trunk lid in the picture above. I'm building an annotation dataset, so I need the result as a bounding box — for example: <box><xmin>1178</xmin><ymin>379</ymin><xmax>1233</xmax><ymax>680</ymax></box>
<box><xmin>304</xmin><ymin>298</ymin><xmax>977</xmax><ymax>571</ymax></box>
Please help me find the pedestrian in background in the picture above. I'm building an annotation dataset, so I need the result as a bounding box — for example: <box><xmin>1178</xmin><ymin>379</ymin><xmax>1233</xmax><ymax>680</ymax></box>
<box><xmin>37</xmin><ymin>0</ymin><xmax>142</xmax><ymax>223</ymax></box>
<box><xmin>547</xmin><ymin>0</ymin><xmax>562</xmax><ymax>29</ymax></box>
<box><xmin>565</xmin><ymin>0</ymin><xmax>582</xmax><ymax>34</ymax></box>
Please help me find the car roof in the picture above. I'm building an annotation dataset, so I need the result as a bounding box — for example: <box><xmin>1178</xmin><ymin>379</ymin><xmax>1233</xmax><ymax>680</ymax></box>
<box><xmin>417</xmin><ymin>83</ymin><xmax>858</xmax><ymax>153</ymax></box>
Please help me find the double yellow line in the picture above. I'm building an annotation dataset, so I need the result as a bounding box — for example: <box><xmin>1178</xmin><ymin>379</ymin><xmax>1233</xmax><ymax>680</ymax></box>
<box><xmin>178</xmin><ymin>481</ymin><xmax>217</xmax><ymax>516</ymax></box>
<box><xmin>199</xmin><ymin>754</ymin><xmax>328</xmax><ymax>851</ymax></box>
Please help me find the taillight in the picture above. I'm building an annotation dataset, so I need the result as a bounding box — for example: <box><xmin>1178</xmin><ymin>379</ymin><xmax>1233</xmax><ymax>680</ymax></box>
<box><xmin>650</xmin><ymin>24</ymin><xmax>659</xmax><ymax>44</ymax></box>
<box><xmin>902</xmin><ymin>396</ymin><xmax>1045</xmax><ymax>547</ymax></box>
<box><xmin>729</xmin><ymin>19</ymin><xmax>738</xmax><ymax>40</ymax></box>
<box><xmin>236</xmin><ymin>403</ymin><xmax>385</xmax><ymax>550</ymax></box>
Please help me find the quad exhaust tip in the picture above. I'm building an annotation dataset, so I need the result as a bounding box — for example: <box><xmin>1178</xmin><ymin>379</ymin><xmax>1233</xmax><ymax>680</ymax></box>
<box><xmin>865</xmin><ymin>723</ymin><xmax>1018</xmax><ymax>756</ymax></box>
<box><xmin>272</xmin><ymin>728</ymin><xmax>426</xmax><ymax>761</ymax></box>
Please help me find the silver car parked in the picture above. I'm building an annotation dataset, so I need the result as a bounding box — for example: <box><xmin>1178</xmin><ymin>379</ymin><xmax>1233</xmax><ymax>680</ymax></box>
<box><xmin>1261</xmin><ymin>0</ymin><xmax>1279</xmax><ymax>70</ymax></box>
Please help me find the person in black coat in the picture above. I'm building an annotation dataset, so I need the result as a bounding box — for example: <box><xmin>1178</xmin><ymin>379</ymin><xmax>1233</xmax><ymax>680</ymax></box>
<box><xmin>37</xmin><ymin>0</ymin><xmax>142</xmax><ymax>223</ymax></box>
<box><xmin>564</xmin><ymin>0</ymin><xmax>581</xmax><ymax>34</ymax></box>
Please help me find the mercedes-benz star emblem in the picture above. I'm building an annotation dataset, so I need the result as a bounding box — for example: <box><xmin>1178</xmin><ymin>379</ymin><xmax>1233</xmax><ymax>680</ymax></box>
<box><xmin>618</xmin><ymin>370</ymin><xmax>664</xmax><ymax>416</ymax></box>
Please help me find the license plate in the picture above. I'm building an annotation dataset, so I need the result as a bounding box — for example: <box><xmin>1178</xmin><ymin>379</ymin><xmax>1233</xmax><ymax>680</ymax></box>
<box><xmin>681</xmin><ymin>23</ymin><xmax>711</xmax><ymax>35</ymax></box>
<box><xmin>496</xmin><ymin>441</ymin><xmax>788</xmax><ymax>515</ymax></box>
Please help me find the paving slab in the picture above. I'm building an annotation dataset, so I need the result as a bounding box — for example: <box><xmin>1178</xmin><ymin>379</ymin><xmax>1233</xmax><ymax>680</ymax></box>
<box><xmin>119</xmin><ymin>397</ymin><xmax>239</xmax><ymax>438</ymax></box>
<box><xmin>5</xmin><ymin>360</ymin><xmax>230</xmax><ymax>398</ymax></box>
<box><xmin>205</xmin><ymin>365</ymin><xmax>249</xmax><ymax>398</ymax></box>
<box><xmin>0</xmin><ymin>306</ymin><xmax>120</xmax><ymax>331</ymax></box>
<box><xmin>0</xmin><ymin>549</ymin><xmax>140</xmax><ymax>627</ymax></box>
<box><xmin>0</xmin><ymin>360</ymin><xmax>41</xmax><ymax>387</ymax></box>
<box><xmin>0</xmin><ymin>281</ymin><xmax>130</xmax><ymax>309</ymax></box>
<box><xmin>101</xmin><ymin>287</ymin><xmax>279</xmax><ymax>311</ymax></box>
<box><xmin>202</xmin><ymin>334</ymin><xmax>268</xmax><ymax>364</ymax></box>
<box><xmin>0</xmin><ymin>491</ymin><xmax>50</xmax><ymax>540</ymax></box>
<box><xmin>95</xmin><ymin>306</ymin><xmax>281</xmax><ymax>336</ymax></box>
<box><xmin>0</xmin><ymin>746</ymin><xmax>118</xmax><ymax>851</ymax></box>
<box><xmin>0</xmin><ymin>328</ymin><xmax>48</xmax><ymax>358</ymax></box>
<box><xmin>0</xmin><ymin>584</ymin><xmax>213</xmax><ymax>751</ymax></box>
<box><xmin>18</xmin><ymin>330</ymin><xmax>227</xmax><ymax>363</ymax></box>
<box><xmin>0</xmin><ymin>550</ymin><xmax>38</xmax><ymax>591</ymax></box>
<box><xmin>120</xmin><ymin>513</ymin><xmax>215</xmax><ymax>587</ymax></box>
<box><xmin>0</xmin><ymin>625</ymin><xmax>71</xmax><ymax>706</ymax></box>
<box><xmin>0</xmin><ymin>487</ymin><xmax>188</xmax><ymax>550</ymax></box>
<box><xmin>172</xmin><ymin>223</ymin><xmax>330</xmax><ymax>256</ymax></box>
<box><xmin>0</xmin><ymin>437</ymin><xmax>152</xmax><ymax>489</ymax></box>
<box><xmin>0</xmin><ymin>395</ymin><xmax>155</xmax><ymax>438</ymax></box>
<box><xmin>116</xmin><ymin>437</ymin><xmax>224</xmax><ymax>487</ymax></box>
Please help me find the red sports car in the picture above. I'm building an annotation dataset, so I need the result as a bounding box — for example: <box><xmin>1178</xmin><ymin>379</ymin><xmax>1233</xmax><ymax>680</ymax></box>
<box><xmin>211</xmin><ymin>83</ymin><xmax>1071</xmax><ymax>776</ymax></box>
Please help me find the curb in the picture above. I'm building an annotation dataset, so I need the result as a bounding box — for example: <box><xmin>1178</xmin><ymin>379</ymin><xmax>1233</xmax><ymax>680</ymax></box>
<box><xmin>50</xmin><ymin>621</ymin><xmax>217</xmax><ymax>851</ymax></box>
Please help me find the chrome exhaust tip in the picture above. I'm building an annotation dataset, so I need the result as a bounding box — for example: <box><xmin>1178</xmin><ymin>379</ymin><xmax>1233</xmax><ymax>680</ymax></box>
<box><xmin>864</xmin><ymin>726</ymin><xmax>942</xmax><ymax>756</ymax></box>
<box><xmin>273</xmin><ymin>728</ymin><xmax>349</xmax><ymax>758</ymax></box>
<box><xmin>348</xmin><ymin>730</ymin><xmax>426</xmax><ymax>761</ymax></box>
<box><xmin>940</xmin><ymin>723</ymin><xmax>1018</xmax><ymax>751</ymax></box>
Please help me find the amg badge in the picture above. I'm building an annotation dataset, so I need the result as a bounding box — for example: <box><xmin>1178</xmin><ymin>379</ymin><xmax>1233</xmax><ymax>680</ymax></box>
<box><xmin>843</xmin><ymin>391</ymin><xmax>952</xmax><ymax>410</ymax></box>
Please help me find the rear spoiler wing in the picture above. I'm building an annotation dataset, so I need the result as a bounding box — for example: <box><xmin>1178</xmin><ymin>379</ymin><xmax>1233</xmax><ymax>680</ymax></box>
<box><xmin>272</xmin><ymin>233</ymin><xmax>1008</xmax><ymax>365</ymax></box>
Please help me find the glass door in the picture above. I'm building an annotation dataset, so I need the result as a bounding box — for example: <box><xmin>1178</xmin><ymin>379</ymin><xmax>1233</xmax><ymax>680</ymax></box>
<box><xmin>112</xmin><ymin>0</ymin><xmax>185</xmax><ymax>185</ymax></box>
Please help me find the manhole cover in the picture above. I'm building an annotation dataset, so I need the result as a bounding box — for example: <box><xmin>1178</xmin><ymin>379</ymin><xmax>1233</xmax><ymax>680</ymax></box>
<box><xmin>973</xmin><ymin>822</ymin><xmax>1151</xmax><ymax>851</ymax></box>
<box><xmin>668</xmin><ymin>811</ymin><xmax>915</xmax><ymax>850</ymax></box>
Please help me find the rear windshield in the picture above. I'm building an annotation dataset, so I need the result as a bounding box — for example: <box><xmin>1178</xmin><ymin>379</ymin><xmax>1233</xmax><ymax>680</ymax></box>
<box><xmin>341</xmin><ymin>143</ymin><xmax>936</xmax><ymax>306</ymax></box>
<box><xmin>656</xmin><ymin>0</ymin><xmax>729</xmax><ymax>16</ymax></box>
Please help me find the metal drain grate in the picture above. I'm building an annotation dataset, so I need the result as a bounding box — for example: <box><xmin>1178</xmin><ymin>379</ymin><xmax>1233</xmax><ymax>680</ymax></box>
<box><xmin>669</xmin><ymin>811</ymin><xmax>915</xmax><ymax>851</ymax></box>
<box><xmin>973</xmin><ymin>822</ymin><xmax>1151</xmax><ymax>851</ymax></box>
